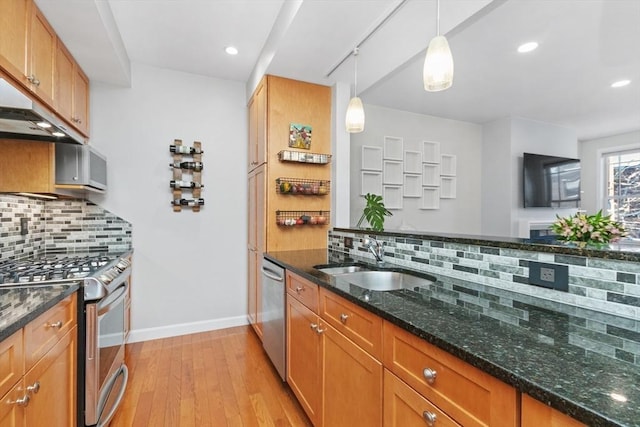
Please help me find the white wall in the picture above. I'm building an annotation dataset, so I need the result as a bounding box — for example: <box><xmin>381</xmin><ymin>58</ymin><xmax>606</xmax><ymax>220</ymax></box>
<box><xmin>579</xmin><ymin>130</ymin><xmax>640</xmax><ymax>214</ymax></box>
<box><xmin>89</xmin><ymin>63</ymin><xmax>248</xmax><ymax>342</ymax></box>
<box><xmin>350</xmin><ymin>105</ymin><xmax>483</xmax><ymax>234</ymax></box>
<box><xmin>481</xmin><ymin>116</ymin><xmax>578</xmax><ymax>237</ymax></box>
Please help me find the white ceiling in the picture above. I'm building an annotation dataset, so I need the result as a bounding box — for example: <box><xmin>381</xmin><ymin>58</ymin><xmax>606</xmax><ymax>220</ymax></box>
<box><xmin>34</xmin><ymin>0</ymin><xmax>640</xmax><ymax>141</ymax></box>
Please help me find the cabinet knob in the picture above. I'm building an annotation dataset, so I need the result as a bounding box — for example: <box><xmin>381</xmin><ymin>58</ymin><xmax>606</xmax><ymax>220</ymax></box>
<box><xmin>340</xmin><ymin>313</ymin><xmax>349</xmax><ymax>323</ymax></box>
<box><xmin>47</xmin><ymin>320</ymin><xmax>63</xmax><ymax>329</ymax></box>
<box><xmin>310</xmin><ymin>323</ymin><xmax>318</xmax><ymax>331</ymax></box>
<box><xmin>422</xmin><ymin>368</ymin><xmax>437</xmax><ymax>384</ymax></box>
<box><xmin>422</xmin><ymin>411</ymin><xmax>437</xmax><ymax>426</ymax></box>
<box><xmin>14</xmin><ymin>395</ymin><xmax>30</xmax><ymax>407</ymax></box>
<box><xmin>27</xmin><ymin>75</ymin><xmax>40</xmax><ymax>86</ymax></box>
<box><xmin>27</xmin><ymin>381</ymin><xmax>40</xmax><ymax>394</ymax></box>
<box><xmin>315</xmin><ymin>325</ymin><xmax>325</xmax><ymax>334</ymax></box>
<box><xmin>295</xmin><ymin>286</ymin><xmax>304</xmax><ymax>293</ymax></box>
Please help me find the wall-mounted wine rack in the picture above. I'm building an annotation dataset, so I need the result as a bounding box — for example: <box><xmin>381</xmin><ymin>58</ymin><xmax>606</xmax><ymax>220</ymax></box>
<box><xmin>170</xmin><ymin>139</ymin><xmax>204</xmax><ymax>212</ymax></box>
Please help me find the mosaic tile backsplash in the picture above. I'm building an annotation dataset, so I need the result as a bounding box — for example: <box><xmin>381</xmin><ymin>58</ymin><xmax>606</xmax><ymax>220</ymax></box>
<box><xmin>329</xmin><ymin>230</ymin><xmax>640</xmax><ymax>320</ymax></box>
<box><xmin>0</xmin><ymin>194</ymin><xmax>131</xmax><ymax>259</ymax></box>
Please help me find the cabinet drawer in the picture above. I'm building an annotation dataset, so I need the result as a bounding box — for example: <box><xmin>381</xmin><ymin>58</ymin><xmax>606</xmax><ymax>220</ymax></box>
<box><xmin>286</xmin><ymin>271</ymin><xmax>319</xmax><ymax>313</ymax></box>
<box><xmin>0</xmin><ymin>378</ymin><xmax>26</xmax><ymax>426</ymax></box>
<box><xmin>0</xmin><ymin>329</ymin><xmax>24</xmax><ymax>399</ymax></box>
<box><xmin>383</xmin><ymin>322</ymin><xmax>516</xmax><ymax>427</ymax></box>
<box><xmin>384</xmin><ymin>369</ymin><xmax>461</xmax><ymax>427</ymax></box>
<box><xmin>319</xmin><ymin>288</ymin><xmax>383</xmax><ymax>360</ymax></box>
<box><xmin>24</xmin><ymin>295</ymin><xmax>76</xmax><ymax>370</ymax></box>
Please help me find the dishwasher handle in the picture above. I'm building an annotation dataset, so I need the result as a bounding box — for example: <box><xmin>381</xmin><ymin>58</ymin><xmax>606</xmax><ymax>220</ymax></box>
<box><xmin>262</xmin><ymin>266</ymin><xmax>284</xmax><ymax>282</ymax></box>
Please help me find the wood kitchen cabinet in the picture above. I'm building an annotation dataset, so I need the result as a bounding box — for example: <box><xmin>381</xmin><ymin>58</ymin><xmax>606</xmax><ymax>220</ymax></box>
<box><xmin>521</xmin><ymin>394</ymin><xmax>586</xmax><ymax>427</ymax></box>
<box><xmin>0</xmin><ymin>294</ymin><xmax>77</xmax><ymax>427</ymax></box>
<box><xmin>55</xmin><ymin>42</ymin><xmax>89</xmax><ymax>136</ymax></box>
<box><xmin>0</xmin><ymin>139</ymin><xmax>55</xmax><ymax>193</ymax></box>
<box><xmin>0</xmin><ymin>0</ymin><xmax>90</xmax><ymax>137</ymax></box>
<box><xmin>246</xmin><ymin>75</ymin><xmax>331</xmax><ymax>337</ymax></box>
<box><xmin>0</xmin><ymin>0</ymin><xmax>29</xmax><ymax>82</ymax></box>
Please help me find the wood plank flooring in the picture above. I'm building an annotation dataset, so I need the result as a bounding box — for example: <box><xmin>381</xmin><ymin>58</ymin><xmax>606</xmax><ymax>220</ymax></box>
<box><xmin>110</xmin><ymin>326</ymin><xmax>313</xmax><ymax>427</ymax></box>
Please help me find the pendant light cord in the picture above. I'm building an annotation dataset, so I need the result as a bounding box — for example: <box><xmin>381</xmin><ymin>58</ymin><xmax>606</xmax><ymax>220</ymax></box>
<box><xmin>436</xmin><ymin>0</ymin><xmax>441</xmax><ymax>36</ymax></box>
<box><xmin>353</xmin><ymin>47</ymin><xmax>359</xmax><ymax>97</ymax></box>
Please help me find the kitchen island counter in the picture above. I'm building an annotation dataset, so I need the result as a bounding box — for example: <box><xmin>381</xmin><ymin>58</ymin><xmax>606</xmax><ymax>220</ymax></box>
<box><xmin>266</xmin><ymin>249</ymin><xmax>640</xmax><ymax>427</ymax></box>
<box><xmin>0</xmin><ymin>283</ymin><xmax>80</xmax><ymax>342</ymax></box>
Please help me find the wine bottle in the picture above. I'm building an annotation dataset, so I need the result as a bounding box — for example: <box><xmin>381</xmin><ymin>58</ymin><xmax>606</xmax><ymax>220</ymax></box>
<box><xmin>169</xmin><ymin>145</ymin><xmax>203</xmax><ymax>154</ymax></box>
<box><xmin>169</xmin><ymin>161</ymin><xmax>203</xmax><ymax>171</ymax></box>
<box><xmin>169</xmin><ymin>180</ymin><xmax>204</xmax><ymax>189</ymax></box>
<box><xmin>171</xmin><ymin>198</ymin><xmax>205</xmax><ymax>206</ymax></box>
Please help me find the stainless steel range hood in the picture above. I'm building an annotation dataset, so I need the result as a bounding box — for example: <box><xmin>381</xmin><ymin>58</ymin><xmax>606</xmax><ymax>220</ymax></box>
<box><xmin>0</xmin><ymin>77</ymin><xmax>85</xmax><ymax>145</ymax></box>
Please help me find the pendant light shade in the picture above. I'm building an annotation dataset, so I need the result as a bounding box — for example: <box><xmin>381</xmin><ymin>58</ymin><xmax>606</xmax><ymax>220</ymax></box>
<box><xmin>346</xmin><ymin>47</ymin><xmax>365</xmax><ymax>133</ymax></box>
<box><xmin>423</xmin><ymin>0</ymin><xmax>454</xmax><ymax>92</ymax></box>
<box><xmin>345</xmin><ymin>96</ymin><xmax>365</xmax><ymax>133</ymax></box>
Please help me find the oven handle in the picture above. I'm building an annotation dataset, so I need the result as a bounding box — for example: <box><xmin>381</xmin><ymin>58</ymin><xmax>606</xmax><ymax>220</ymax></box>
<box><xmin>97</xmin><ymin>281</ymin><xmax>128</xmax><ymax>316</ymax></box>
<box><xmin>97</xmin><ymin>364</ymin><xmax>129</xmax><ymax>427</ymax></box>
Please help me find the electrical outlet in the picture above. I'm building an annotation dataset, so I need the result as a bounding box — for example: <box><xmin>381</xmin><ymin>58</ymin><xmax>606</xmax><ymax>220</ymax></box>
<box><xmin>529</xmin><ymin>261</ymin><xmax>568</xmax><ymax>292</ymax></box>
<box><xmin>344</xmin><ymin>236</ymin><xmax>354</xmax><ymax>249</ymax></box>
<box><xmin>20</xmin><ymin>218</ymin><xmax>29</xmax><ymax>235</ymax></box>
<box><xmin>540</xmin><ymin>267</ymin><xmax>555</xmax><ymax>282</ymax></box>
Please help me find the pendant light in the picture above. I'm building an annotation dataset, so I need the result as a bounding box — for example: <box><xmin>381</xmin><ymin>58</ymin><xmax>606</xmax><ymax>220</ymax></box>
<box><xmin>345</xmin><ymin>47</ymin><xmax>365</xmax><ymax>133</ymax></box>
<box><xmin>423</xmin><ymin>0</ymin><xmax>454</xmax><ymax>91</ymax></box>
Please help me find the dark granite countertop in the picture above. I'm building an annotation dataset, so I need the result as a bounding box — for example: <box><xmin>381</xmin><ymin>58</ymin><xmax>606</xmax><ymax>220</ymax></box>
<box><xmin>0</xmin><ymin>283</ymin><xmax>80</xmax><ymax>342</ymax></box>
<box><xmin>334</xmin><ymin>227</ymin><xmax>640</xmax><ymax>263</ymax></box>
<box><xmin>265</xmin><ymin>249</ymin><xmax>640</xmax><ymax>427</ymax></box>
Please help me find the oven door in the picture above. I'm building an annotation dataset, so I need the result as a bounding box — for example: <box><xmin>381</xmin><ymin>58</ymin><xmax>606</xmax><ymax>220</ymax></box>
<box><xmin>86</xmin><ymin>280</ymin><xmax>129</xmax><ymax>426</ymax></box>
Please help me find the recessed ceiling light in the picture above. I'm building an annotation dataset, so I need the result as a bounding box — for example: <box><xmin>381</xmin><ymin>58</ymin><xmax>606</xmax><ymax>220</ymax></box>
<box><xmin>52</xmin><ymin>131</ymin><xmax>65</xmax><ymax>137</ymax></box>
<box><xmin>517</xmin><ymin>42</ymin><xmax>538</xmax><ymax>53</ymax></box>
<box><xmin>225</xmin><ymin>46</ymin><xmax>238</xmax><ymax>55</ymax></box>
<box><xmin>36</xmin><ymin>121</ymin><xmax>51</xmax><ymax>128</ymax></box>
<box><xmin>611</xmin><ymin>79</ymin><xmax>631</xmax><ymax>88</ymax></box>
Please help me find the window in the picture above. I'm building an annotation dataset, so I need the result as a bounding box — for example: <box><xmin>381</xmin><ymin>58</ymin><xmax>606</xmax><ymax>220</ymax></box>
<box><xmin>604</xmin><ymin>150</ymin><xmax>640</xmax><ymax>239</ymax></box>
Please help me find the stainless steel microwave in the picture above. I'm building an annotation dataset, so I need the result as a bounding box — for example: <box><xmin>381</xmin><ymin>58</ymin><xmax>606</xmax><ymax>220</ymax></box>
<box><xmin>55</xmin><ymin>143</ymin><xmax>107</xmax><ymax>191</ymax></box>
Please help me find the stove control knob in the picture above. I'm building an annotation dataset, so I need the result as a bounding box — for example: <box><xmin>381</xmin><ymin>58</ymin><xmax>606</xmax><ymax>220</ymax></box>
<box><xmin>116</xmin><ymin>259</ymin><xmax>130</xmax><ymax>271</ymax></box>
<box><xmin>99</xmin><ymin>274</ymin><xmax>111</xmax><ymax>284</ymax></box>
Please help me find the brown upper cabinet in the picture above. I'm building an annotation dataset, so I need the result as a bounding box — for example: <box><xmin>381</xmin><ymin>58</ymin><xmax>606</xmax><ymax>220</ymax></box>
<box><xmin>0</xmin><ymin>0</ymin><xmax>90</xmax><ymax>138</ymax></box>
<box><xmin>247</xmin><ymin>77</ymin><xmax>267</xmax><ymax>171</ymax></box>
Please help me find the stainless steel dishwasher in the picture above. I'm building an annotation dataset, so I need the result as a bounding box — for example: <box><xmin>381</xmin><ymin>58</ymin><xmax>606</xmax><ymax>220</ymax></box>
<box><xmin>261</xmin><ymin>256</ymin><xmax>286</xmax><ymax>381</ymax></box>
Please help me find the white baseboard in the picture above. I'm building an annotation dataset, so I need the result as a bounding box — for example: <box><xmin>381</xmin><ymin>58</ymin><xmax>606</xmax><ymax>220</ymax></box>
<box><xmin>127</xmin><ymin>315</ymin><xmax>249</xmax><ymax>343</ymax></box>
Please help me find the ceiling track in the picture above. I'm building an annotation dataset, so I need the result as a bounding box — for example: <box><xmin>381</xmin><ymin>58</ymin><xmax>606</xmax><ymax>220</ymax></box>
<box><xmin>325</xmin><ymin>0</ymin><xmax>409</xmax><ymax>78</ymax></box>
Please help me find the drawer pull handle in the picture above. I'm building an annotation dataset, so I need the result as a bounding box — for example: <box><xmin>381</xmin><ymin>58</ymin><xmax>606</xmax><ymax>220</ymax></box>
<box><xmin>14</xmin><ymin>395</ymin><xmax>30</xmax><ymax>407</ymax></box>
<box><xmin>310</xmin><ymin>323</ymin><xmax>318</xmax><ymax>331</ymax></box>
<box><xmin>27</xmin><ymin>381</ymin><xmax>40</xmax><ymax>394</ymax></box>
<box><xmin>47</xmin><ymin>321</ymin><xmax>63</xmax><ymax>329</ymax></box>
<box><xmin>315</xmin><ymin>325</ymin><xmax>325</xmax><ymax>334</ymax></box>
<box><xmin>340</xmin><ymin>313</ymin><xmax>349</xmax><ymax>323</ymax></box>
<box><xmin>295</xmin><ymin>286</ymin><xmax>304</xmax><ymax>293</ymax></box>
<box><xmin>422</xmin><ymin>368</ymin><xmax>437</xmax><ymax>384</ymax></box>
<box><xmin>422</xmin><ymin>411</ymin><xmax>437</xmax><ymax>425</ymax></box>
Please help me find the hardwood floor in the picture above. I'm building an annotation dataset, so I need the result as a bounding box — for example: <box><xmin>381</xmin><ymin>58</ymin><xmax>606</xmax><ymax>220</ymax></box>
<box><xmin>110</xmin><ymin>326</ymin><xmax>313</xmax><ymax>427</ymax></box>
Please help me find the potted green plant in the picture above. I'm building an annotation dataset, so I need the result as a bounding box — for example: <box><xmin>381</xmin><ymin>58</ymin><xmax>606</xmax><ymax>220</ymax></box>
<box><xmin>356</xmin><ymin>193</ymin><xmax>392</xmax><ymax>232</ymax></box>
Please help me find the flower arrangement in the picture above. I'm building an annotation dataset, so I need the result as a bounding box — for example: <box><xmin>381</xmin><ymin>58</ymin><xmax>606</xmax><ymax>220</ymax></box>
<box><xmin>551</xmin><ymin>210</ymin><xmax>627</xmax><ymax>245</ymax></box>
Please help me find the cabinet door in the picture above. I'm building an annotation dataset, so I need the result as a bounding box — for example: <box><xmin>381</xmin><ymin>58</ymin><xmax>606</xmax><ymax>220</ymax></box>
<box><xmin>521</xmin><ymin>394</ymin><xmax>585</xmax><ymax>427</ymax></box>
<box><xmin>0</xmin><ymin>0</ymin><xmax>29</xmax><ymax>81</ymax></box>
<box><xmin>0</xmin><ymin>140</ymin><xmax>55</xmax><ymax>193</ymax></box>
<box><xmin>55</xmin><ymin>40</ymin><xmax>74</xmax><ymax>121</ymax></box>
<box><xmin>287</xmin><ymin>295</ymin><xmax>321</xmax><ymax>426</ymax></box>
<box><xmin>248</xmin><ymin>92</ymin><xmax>257</xmax><ymax>170</ymax></box>
<box><xmin>255</xmin><ymin>78</ymin><xmax>267</xmax><ymax>166</ymax></box>
<box><xmin>24</xmin><ymin>327</ymin><xmax>77</xmax><ymax>427</ymax></box>
<box><xmin>72</xmin><ymin>66</ymin><xmax>89</xmax><ymax>136</ymax></box>
<box><xmin>0</xmin><ymin>380</ymin><xmax>26</xmax><ymax>427</ymax></box>
<box><xmin>248</xmin><ymin>248</ymin><xmax>258</xmax><ymax>326</ymax></box>
<box><xmin>321</xmin><ymin>322</ymin><xmax>382</xmax><ymax>427</ymax></box>
<box><xmin>384</xmin><ymin>369</ymin><xmax>460</xmax><ymax>427</ymax></box>
<box><xmin>28</xmin><ymin>6</ymin><xmax>56</xmax><ymax>106</ymax></box>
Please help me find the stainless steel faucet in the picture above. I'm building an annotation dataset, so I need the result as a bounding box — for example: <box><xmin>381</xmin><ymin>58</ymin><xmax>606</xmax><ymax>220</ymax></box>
<box><xmin>364</xmin><ymin>237</ymin><xmax>384</xmax><ymax>264</ymax></box>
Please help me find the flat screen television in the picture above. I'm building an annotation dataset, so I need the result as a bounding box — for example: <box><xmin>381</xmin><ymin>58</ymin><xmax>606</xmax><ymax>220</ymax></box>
<box><xmin>523</xmin><ymin>152</ymin><xmax>581</xmax><ymax>208</ymax></box>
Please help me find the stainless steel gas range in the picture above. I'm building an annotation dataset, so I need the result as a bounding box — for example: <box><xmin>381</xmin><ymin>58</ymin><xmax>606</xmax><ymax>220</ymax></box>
<box><xmin>0</xmin><ymin>251</ymin><xmax>132</xmax><ymax>427</ymax></box>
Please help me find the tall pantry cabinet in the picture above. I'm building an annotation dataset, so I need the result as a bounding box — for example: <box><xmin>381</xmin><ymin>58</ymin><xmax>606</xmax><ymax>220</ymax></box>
<box><xmin>247</xmin><ymin>75</ymin><xmax>332</xmax><ymax>339</ymax></box>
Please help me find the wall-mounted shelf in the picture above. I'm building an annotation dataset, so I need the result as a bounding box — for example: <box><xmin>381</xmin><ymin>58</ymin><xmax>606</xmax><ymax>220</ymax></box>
<box><xmin>276</xmin><ymin>210</ymin><xmax>330</xmax><ymax>226</ymax></box>
<box><xmin>278</xmin><ymin>150</ymin><xmax>331</xmax><ymax>164</ymax></box>
<box><xmin>275</xmin><ymin>178</ymin><xmax>330</xmax><ymax>195</ymax></box>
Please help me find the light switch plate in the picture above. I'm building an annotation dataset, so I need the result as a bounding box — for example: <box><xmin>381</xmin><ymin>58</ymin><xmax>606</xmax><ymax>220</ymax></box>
<box><xmin>529</xmin><ymin>261</ymin><xmax>568</xmax><ymax>292</ymax></box>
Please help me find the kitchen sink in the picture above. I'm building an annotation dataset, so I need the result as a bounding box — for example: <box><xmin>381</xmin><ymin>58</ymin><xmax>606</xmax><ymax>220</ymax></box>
<box><xmin>335</xmin><ymin>271</ymin><xmax>435</xmax><ymax>292</ymax></box>
<box><xmin>315</xmin><ymin>265</ymin><xmax>370</xmax><ymax>275</ymax></box>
